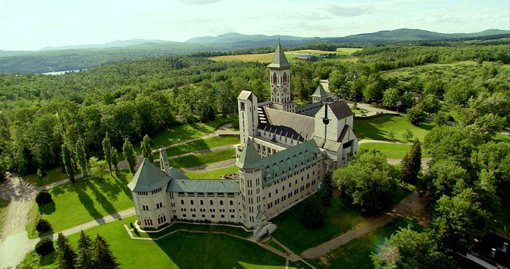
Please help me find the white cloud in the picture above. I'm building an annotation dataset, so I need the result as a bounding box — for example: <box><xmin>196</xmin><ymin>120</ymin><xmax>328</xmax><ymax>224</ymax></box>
<box><xmin>328</xmin><ymin>6</ymin><xmax>372</xmax><ymax>17</ymax></box>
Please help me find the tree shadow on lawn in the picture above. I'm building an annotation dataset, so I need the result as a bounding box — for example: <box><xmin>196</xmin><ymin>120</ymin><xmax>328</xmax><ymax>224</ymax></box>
<box><xmin>94</xmin><ymin>174</ymin><xmax>125</xmax><ymax>201</ymax></box>
<box><xmin>39</xmin><ymin>201</ymin><xmax>56</xmax><ymax>215</ymax></box>
<box><xmin>354</xmin><ymin>118</ymin><xmax>393</xmax><ymax>141</ymax></box>
<box><xmin>75</xmin><ymin>184</ymin><xmax>103</xmax><ymax>220</ymax></box>
<box><xmin>167</xmin><ymin>139</ymin><xmax>209</xmax><ymax>156</ymax></box>
<box><xmin>169</xmin><ymin>155</ymin><xmax>207</xmax><ymax>168</ymax></box>
<box><xmin>149</xmin><ymin>231</ymin><xmax>286</xmax><ymax>268</ymax></box>
<box><xmin>85</xmin><ymin>180</ymin><xmax>118</xmax><ymax>216</ymax></box>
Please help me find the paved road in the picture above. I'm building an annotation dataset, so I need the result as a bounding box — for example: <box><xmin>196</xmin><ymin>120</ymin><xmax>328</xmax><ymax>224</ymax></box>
<box><xmin>301</xmin><ymin>191</ymin><xmax>430</xmax><ymax>259</ymax></box>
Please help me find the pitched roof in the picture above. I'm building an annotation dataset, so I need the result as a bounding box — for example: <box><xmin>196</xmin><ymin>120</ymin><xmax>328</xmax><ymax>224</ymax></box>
<box><xmin>128</xmin><ymin>159</ymin><xmax>171</xmax><ymax>192</ymax></box>
<box><xmin>167</xmin><ymin>179</ymin><xmax>240</xmax><ymax>193</ymax></box>
<box><xmin>328</xmin><ymin>100</ymin><xmax>353</xmax><ymax>119</ymax></box>
<box><xmin>267</xmin><ymin>39</ymin><xmax>291</xmax><ymax>69</ymax></box>
<box><xmin>168</xmin><ymin>167</ymin><xmax>189</xmax><ymax>179</ymax></box>
<box><xmin>261</xmin><ymin>107</ymin><xmax>315</xmax><ymax>140</ymax></box>
<box><xmin>312</xmin><ymin>84</ymin><xmax>328</xmax><ymax>98</ymax></box>
<box><xmin>238</xmin><ymin>90</ymin><xmax>253</xmax><ymax>101</ymax></box>
<box><xmin>236</xmin><ymin>139</ymin><xmax>261</xmax><ymax>169</ymax></box>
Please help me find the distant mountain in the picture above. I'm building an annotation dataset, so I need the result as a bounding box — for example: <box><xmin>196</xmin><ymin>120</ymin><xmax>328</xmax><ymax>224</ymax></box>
<box><xmin>40</xmin><ymin>39</ymin><xmax>174</xmax><ymax>51</ymax></box>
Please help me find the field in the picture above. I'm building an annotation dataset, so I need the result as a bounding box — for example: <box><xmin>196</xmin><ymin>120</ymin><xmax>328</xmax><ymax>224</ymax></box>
<box><xmin>210</xmin><ymin>48</ymin><xmax>361</xmax><ymax>63</ymax></box>
<box><xmin>184</xmin><ymin>165</ymin><xmax>239</xmax><ymax>179</ymax></box>
<box><xmin>166</xmin><ymin>136</ymin><xmax>239</xmax><ymax>157</ymax></box>
<box><xmin>168</xmin><ymin>148</ymin><xmax>236</xmax><ymax>168</ymax></box>
<box><xmin>21</xmin><ymin>217</ymin><xmax>291</xmax><ymax>269</ymax></box>
<box><xmin>354</xmin><ymin>115</ymin><xmax>434</xmax><ymax>142</ymax></box>
<box><xmin>359</xmin><ymin>143</ymin><xmax>430</xmax><ymax>159</ymax></box>
<box><xmin>26</xmin><ymin>172</ymin><xmax>133</xmax><ymax>239</ymax></box>
<box><xmin>311</xmin><ymin>217</ymin><xmax>421</xmax><ymax>268</ymax></box>
<box><xmin>22</xmin><ymin>167</ymin><xmax>68</xmax><ymax>187</ymax></box>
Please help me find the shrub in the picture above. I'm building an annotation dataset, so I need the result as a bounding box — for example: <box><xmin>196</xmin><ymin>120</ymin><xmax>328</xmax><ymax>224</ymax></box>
<box><xmin>35</xmin><ymin>190</ymin><xmax>52</xmax><ymax>206</ymax></box>
<box><xmin>36</xmin><ymin>218</ymin><xmax>52</xmax><ymax>233</ymax></box>
<box><xmin>35</xmin><ymin>239</ymin><xmax>54</xmax><ymax>256</ymax></box>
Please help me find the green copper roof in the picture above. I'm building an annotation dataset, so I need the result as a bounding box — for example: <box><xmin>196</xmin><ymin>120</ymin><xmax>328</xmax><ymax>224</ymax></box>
<box><xmin>167</xmin><ymin>179</ymin><xmax>240</xmax><ymax>193</ymax></box>
<box><xmin>236</xmin><ymin>139</ymin><xmax>262</xmax><ymax>169</ymax></box>
<box><xmin>168</xmin><ymin>167</ymin><xmax>189</xmax><ymax>179</ymax></box>
<box><xmin>267</xmin><ymin>39</ymin><xmax>290</xmax><ymax>69</ymax></box>
<box><xmin>312</xmin><ymin>84</ymin><xmax>328</xmax><ymax>98</ymax></box>
<box><xmin>128</xmin><ymin>159</ymin><xmax>171</xmax><ymax>192</ymax></box>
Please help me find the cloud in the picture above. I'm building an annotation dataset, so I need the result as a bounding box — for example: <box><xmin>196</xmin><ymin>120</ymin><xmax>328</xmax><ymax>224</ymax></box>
<box><xmin>177</xmin><ymin>0</ymin><xmax>222</xmax><ymax>5</ymax></box>
<box><xmin>328</xmin><ymin>6</ymin><xmax>372</xmax><ymax>17</ymax></box>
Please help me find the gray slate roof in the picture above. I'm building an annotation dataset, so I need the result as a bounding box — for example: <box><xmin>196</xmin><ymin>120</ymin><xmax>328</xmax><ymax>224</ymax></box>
<box><xmin>261</xmin><ymin>107</ymin><xmax>315</xmax><ymax>140</ymax></box>
<box><xmin>236</xmin><ymin>139</ymin><xmax>261</xmax><ymax>169</ymax></box>
<box><xmin>128</xmin><ymin>159</ymin><xmax>171</xmax><ymax>192</ymax></box>
<box><xmin>312</xmin><ymin>85</ymin><xmax>328</xmax><ymax>98</ymax></box>
<box><xmin>267</xmin><ymin>39</ymin><xmax>291</xmax><ymax>69</ymax></box>
<box><xmin>167</xmin><ymin>179</ymin><xmax>240</xmax><ymax>193</ymax></box>
<box><xmin>168</xmin><ymin>167</ymin><xmax>189</xmax><ymax>179</ymax></box>
<box><xmin>328</xmin><ymin>100</ymin><xmax>353</xmax><ymax>119</ymax></box>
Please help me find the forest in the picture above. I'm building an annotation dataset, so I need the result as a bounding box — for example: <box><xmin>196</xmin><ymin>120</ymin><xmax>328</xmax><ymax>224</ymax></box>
<box><xmin>0</xmin><ymin>38</ymin><xmax>508</xmax><ymax>179</ymax></box>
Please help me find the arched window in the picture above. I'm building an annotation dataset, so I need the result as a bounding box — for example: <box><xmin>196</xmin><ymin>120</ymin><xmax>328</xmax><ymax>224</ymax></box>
<box><xmin>210</xmin><ymin>200</ymin><xmax>214</xmax><ymax>205</ymax></box>
<box><xmin>272</xmin><ymin>73</ymin><xmax>277</xmax><ymax>84</ymax></box>
<box><xmin>283</xmin><ymin>72</ymin><xmax>287</xmax><ymax>83</ymax></box>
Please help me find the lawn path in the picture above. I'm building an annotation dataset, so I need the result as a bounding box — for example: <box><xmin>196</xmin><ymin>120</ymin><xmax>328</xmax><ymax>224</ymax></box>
<box><xmin>180</xmin><ymin>159</ymin><xmax>237</xmax><ymax>172</ymax></box>
<box><xmin>301</xmin><ymin>191</ymin><xmax>430</xmax><ymax>259</ymax></box>
<box><xmin>346</xmin><ymin>101</ymin><xmax>403</xmax><ymax>117</ymax></box>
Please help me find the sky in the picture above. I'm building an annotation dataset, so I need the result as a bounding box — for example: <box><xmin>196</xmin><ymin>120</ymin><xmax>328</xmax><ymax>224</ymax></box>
<box><xmin>1</xmin><ymin>0</ymin><xmax>508</xmax><ymax>51</ymax></box>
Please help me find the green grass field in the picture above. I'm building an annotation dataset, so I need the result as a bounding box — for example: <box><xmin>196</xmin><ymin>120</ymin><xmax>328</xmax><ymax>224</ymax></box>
<box><xmin>26</xmin><ymin>172</ymin><xmax>133</xmax><ymax>239</ymax></box>
<box><xmin>22</xmin><ymin>167</ymin><xmax>68</xmax><ymax>187</ymax></box>
<box><xmin>354</xmin><ymin>115</ymin><xmax>434</xmax><ymax>142</ymax></box>
<box><xmin>210</xmin><ymin>48</ymin><xmax>361</xmax><ymax>63</ymax></box>
<box><xmin>184</xmin><ymin>165</ymin><xmax>239</xmax><ymax>179</ymax></box>
<box><xmin>311</xmin><ymin>217</ymin><xmax>420</xmax><ymax>268</ymax></box>
<box><xmin>169</xmin><ymin>148</ymin><xmax>236</xmax><ymax>168</ymax></box>
<box><xmin>166</xmin><ymin>136</ymin><xmax>239</xmax><ymax>157</ymax></box>
<box><xmin>21</xmin><ymin>217</ymin><xmax>290</xmax><ymax>269</ymax></box>
<box><xmin>359</xmin><ymin>143</ymin><xmax>430</xmax><ymax>159</ymax></box>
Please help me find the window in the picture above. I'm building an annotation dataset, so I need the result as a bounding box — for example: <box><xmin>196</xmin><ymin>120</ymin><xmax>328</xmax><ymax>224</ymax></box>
<box><xmin>230</xmin><ymin>200</ymin><xmax>234</xmax><ymax>206</ymax></box>
<box><xmin>180</xmin><ymin>200</ymin><xmax>184</xmax><ymax>205</ymax></box>
<box><xmin>272</xmin><ymin>73</ymin><xmax>277</xmax><ymax>84</ymax></box>
<box><xmin>220</xmin><ymin>200</ymin><xmax>223</xmax><ymax>205</ymax></box>
<box><xmin>210</xmin><ymin>200</ymin><xmax>214</xmax><ymax>205</ymax></box>
<box><xmin>190</xmin><ymin>200</ymin><xmax>194</xmax><ymax>205</ymax></box>
<box><xmin>200</xmin><ymin>200</ymin><xmax>204</xmax><ymax>205</ymax></box>
<box><xmin>283</xmin><ymin>72</ymin><xmax>287</xmax><ymax>83</ymax></box>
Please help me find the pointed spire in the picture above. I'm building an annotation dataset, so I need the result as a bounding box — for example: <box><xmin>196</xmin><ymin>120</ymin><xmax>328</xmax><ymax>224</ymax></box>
<box><xmin>267</xmin><ymin>38</ymin><xmax>290</xmax><ymax>68</ymax></box>
<box><xmin>236</xmin><ymin>139</ymin><xmax>261</xmax><ymax>169</ymax></box>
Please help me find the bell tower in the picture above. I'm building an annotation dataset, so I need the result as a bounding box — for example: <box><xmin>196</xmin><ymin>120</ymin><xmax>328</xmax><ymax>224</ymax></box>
<box><xmin>268</xmin><ymin>39</ymin><xmax>294</xmax><ymax>113</ymax></box>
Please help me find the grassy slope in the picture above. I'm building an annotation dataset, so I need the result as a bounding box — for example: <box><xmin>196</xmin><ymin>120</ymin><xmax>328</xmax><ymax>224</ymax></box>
<box><xmin>169</xmin><ymin>148</ymin><xmax>236</xmax><ymax>168</ymax></box>
<box><xmin>210</xmin><ymin>48</ymin><xmax>361</xmax><ymax>63</ymax></box>
<box><xmin>354</xmin><ymin>115</ymin><xmax>434</xmax><ymax>142</ymax></box>
<box><xmin>26</xmin><ymin>172</ymin><xmax>133</xmax><ymax>238</ymax></box>
<box><xmin>312</xmin><ymin>217</ymin><xmax>421</xmax><ymax>268</ymax></box>
<box><xmin>21</xmin><ymin>218</ymin><xmax>289</xmax><ymax>269</ymax></box>
<box><xmin>184</xmin><ymin>165</ymin><xmax>239</xmax><ymax>179</ymax></box>
<box><xmin>359</xmin><ymin>143</ymin><xmax>430</xmax><ymax>159</ymax></box>
<box><xmin>166</xmin><ymin>136</ymin><xmax>239</xmax><ymax>157</ymax></box>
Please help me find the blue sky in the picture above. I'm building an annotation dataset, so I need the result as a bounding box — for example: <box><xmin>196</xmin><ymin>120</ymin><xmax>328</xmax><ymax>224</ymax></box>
<box><xmin>1</xmin><ymin>0</ymin><xmax>508</xmax><ymax>50</ymax></box>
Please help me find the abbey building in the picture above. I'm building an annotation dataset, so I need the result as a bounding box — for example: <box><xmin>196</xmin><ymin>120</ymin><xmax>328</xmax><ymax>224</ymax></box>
<box><xmin>128</xmin><ymin>40</ymin><xmax>359</xmax><ymax>237</ymax></box>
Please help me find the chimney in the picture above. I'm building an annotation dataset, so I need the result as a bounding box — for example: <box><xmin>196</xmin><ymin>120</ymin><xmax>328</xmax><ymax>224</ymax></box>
<box><xmin>490</xmin><ymin>248</ymin><xmax>497</xmax><ymax>258</ymax></box>
<box><xmin>503</xmin><ymin>242</ymin><xmax>508</xmax><ymax>253</ymax></box>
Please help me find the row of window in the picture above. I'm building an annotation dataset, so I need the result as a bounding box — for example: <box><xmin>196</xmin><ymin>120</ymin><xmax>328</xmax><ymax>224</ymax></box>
<box><xmin>267</xmin><ymin>179</ymin><xmax>315</xmax><ymax>209</ymax></box>
<box><xmin>181</xmin><ymin>214</ymin><xmax>236</xmax><ymax>219</ymax></box>
<box><xmin>180</xmin><ymin>200</ymin><xmax>234</xmax><ymax>206</ymax></box>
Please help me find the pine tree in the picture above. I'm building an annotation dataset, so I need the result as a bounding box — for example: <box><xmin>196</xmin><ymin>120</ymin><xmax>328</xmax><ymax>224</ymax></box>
<box><xmin>75</xmin><ymin>138</ymin><xmax>88</xmax><ymax>178</ymax></box>
<box><xmin>111</xmin><ymin>148</ymin><xmax>119</xmax><ymax>173</ymax></box>
<box><xmin>77</xmin><ymin>231</ymin><xmax>95</xmax><ymax>269</ymax></box>
<box><xmin>401</xmin><ymin>140</ymin><xmax>422</xmax><ymax>185</ymax></box>
<box><xmin>61</xmin><ymin>144</ymin><xmax>75</xmax><ymax>183</ymax></box>
<box><xmin>57</xmin><ymin>233</ymin><xmax>77</xmax><ymax>269</ymax></box>
<box><xmin>94</xmin><ymin>235</ymin><xmax>119</xmax><ymax>269</ymax></box>
<box><xmin>401</xmin><ymin>152</ymin><xmax>414</xmax><ymax>184</ymax></box>
<box><xmin>102</xmin><ymin>133</ymin><xmax>113</xmax><ymax>174</ymax></box>
<box><xmin>141</xmin><ymin>134</ymin><xmax>153</xmax><ymax>162</ymax></box>
<box><xmin>123</xmin><ymin>138</ymin><xmax>137</xmax><ymax>174</ymax></box>
<box><xmin>321</xmin><ymin>171</ymin><xmax>333</xmax><ymax>207</ymax></box>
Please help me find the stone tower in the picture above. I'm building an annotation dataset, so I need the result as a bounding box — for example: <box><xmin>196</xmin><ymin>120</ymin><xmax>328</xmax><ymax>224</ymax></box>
<box><xmin>237</xmin><ymin>90</ymin><xmax>259</xmax><ymax>148</ymax></box>
<box><xmin>268</xmin><ymin>39</ymin><xmax>295</xmax><ymax>112</ymax></box>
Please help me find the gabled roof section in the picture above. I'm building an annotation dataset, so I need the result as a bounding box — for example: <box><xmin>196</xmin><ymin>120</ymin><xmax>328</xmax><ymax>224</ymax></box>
<box><xmin>312</xmin><ymin>84</ymin><xmax>328</xmax><ymax>98</ymax></box>
<box><xmin>267</xmin><ymin>39</ymin><xmax>291</xmax><ymax>69</ymax></box>
<box><xmin>236</xmin><ymin>139</ymin><xmax>261</xmax><ymax>169</ymax></box>
<box><xmin>262</xmin><ymin>107</ymin><xmax>315</xmax><ymax>140</ymax></box>
<box><xmin>128</xmin><ymin>159</ymin><xmax>171</xmax><ymax>192</ymax></box>
<box><xmin>168</xmin><ymin>167</ymin><xmax>189</xmax><ymax>179</ymax></box>
<box><xmin>328</xmin><ymin>100</ymin><xmax>353</xmax><ymax>119</ymax></box>
<box><xmin>167</xmin><ymin>179</ymin><xmax>240</xmax><ymax>193</ymax></box>
<box><xmin>238</xmin><ymin>90</ymin><xmax>253</xmax><ymax>101</ymax></box>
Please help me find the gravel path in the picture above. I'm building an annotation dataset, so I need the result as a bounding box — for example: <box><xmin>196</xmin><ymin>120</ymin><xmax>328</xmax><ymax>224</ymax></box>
<box><xmin>301</xmin><ymin>191</ymin><xmax>430</xmax><ymax>259</ymax></box>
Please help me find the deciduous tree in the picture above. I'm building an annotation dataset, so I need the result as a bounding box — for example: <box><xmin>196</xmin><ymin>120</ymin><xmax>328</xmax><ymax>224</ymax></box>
<box><xmin>123</xmin><ymin>138</ymin><xmax>136</xmax><ymax>174</ymax></box>
<box><xmin>61</xmin><ymin>144</ymin><xmax>75</xmax><ymax>182</ymax></box>
<box><xmin>141</xmin><ymin>134</ymin><xmax>153</xmax><ymax>162</ymax></box>
<box><xmin>75</xmin><ymin>138</ymin><xmax>88</xmax><ymax>177</ymax></box>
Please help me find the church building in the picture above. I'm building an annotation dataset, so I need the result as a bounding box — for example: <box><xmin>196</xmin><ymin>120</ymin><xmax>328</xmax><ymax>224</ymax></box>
<box><xmin>128</xmin><ymin>40</ymin><xmax>359</xmax><ymax>237</ymax></box>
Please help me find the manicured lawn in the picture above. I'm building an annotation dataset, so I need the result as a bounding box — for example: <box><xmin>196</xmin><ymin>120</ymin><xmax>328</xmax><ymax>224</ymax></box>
<box><xmin>151</xmin><ymin>116</ymin><xmax>235</xmax><ymax>149</ymax></box>
<box><xmin>271</xmin><ymin>195</ymin><xmax>367</xmax><ymax>254</ymax></box>
<box><xmin>22</xmin><ymin>218</ymin><xmax>290</xmax><ymax>269</ymax></box>
<box><xmin>166</xmin><ymin>136</ymin><xmax>239</xmax><ymax>157</ymax></box>
<box><xmin>169</xmin><ymin>148</ymin><xmax>236</xmax><ymax>168</ymax></box>
<box><xmin>311</xmin><ymin>217</ymin><xmax>421</xmax><ymax>268</ymax></box>
<box><xmin>354</xmin><ymin>115</ymin><xmax>434</xmax><ymax>142</ymax></box>
<box><xmin>26</xmin><ymin>172</ymin><xmax>133</xmax><ymax>239</ymax></box>
<box><xmin>22</xmin><ymin>167</ymin><xmax>68</xmax><ymax>187</ymax></box>
<box><xmin>184</xmin><ymin>165</ymin><xmax>239</xmax><ymax>179</ymax></box>
<box><xmin>359</xmin><ymin>143</ymin><xmax>430</xmax><ymax>159</ymax></box>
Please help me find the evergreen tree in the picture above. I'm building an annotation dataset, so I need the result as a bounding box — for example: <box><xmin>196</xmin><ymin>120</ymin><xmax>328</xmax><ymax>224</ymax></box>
<box><xmin>123</xmin><ymin>138</ymin><xmax>137</xmax><ymax>174</ymax></box>
<box><xmin>77</xmin><ymin>231</ymin><xmax>95</xmax><ymax>269</ymax></box>
<box><xmin>141</xmin><ymin>134</ymin><xmax>153</xmax><ymax>162</ymax></box>
<box><xmin>401</xmin><ymin>152</ymin><xmax>413</xmax><ymax>184</ymax></box>
<box><xmin>401</xmin><ymin>140</ymin><xmax>422</xmax><ymax>185</ymax></box>
<box><xmin>94</xmin><ymin>235</ymin><xmax>120</xmax><ymax>269</ymax></box>
<box><xmin>61</xmin><ymin>144</ymin><xmax>75</xmax><ymax>183</ymax></box>
<box><xmin>75</xmin><ymin>138</ymin><xmax>88</xmax><ymax>177</ymax></box>
<box><xmin>111</xmin><ymin>148</ymin><xmax>119</xmax><ymax>173</ymax></box>
<box><xmin>102</xmin><ymin>133</ymin><xmax>113</xmax><ymax>174</ymax></box>
<box><xmin>410</xmin><ymin>140</ymin><xmax>422</xmax><ymax>180</ymax></box>
<box><xmin>57</xmin><ymin>233</ymin><xmax>77</xmax><ymax>269</ymax></box>
<box><xmin>321</xmin><ymin>171</ymin><xmax>333</xmax><ymax>207</ymax></box>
